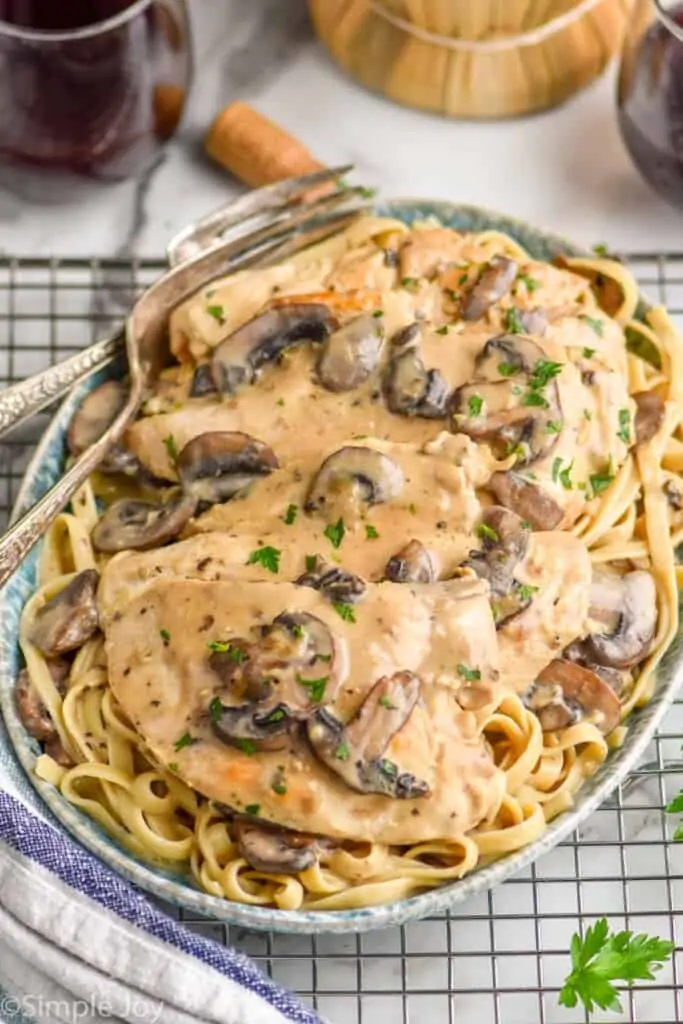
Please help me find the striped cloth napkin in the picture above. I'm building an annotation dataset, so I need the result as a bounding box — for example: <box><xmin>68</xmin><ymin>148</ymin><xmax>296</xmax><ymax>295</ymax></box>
<box><xmin>0</xmin><ymin>726</ymin><xmax>321</xmax><ymax>1024</ymax></box>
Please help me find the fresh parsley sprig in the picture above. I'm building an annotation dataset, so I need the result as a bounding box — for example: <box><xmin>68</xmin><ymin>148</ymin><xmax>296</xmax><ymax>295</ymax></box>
<box><xmin>559</xmin><ymin>918</ymin><xmax>674</xmax><ymax>1015</ymax></box>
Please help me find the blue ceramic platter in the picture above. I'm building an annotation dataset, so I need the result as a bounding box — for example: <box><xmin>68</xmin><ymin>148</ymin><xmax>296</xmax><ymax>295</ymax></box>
<box><xmin>0</xmin><ymin>201</ymin><xmax>680</xmax><ymax>935</ymax></box>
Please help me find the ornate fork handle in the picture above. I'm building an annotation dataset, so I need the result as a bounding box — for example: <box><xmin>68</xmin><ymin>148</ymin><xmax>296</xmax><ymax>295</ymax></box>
<box><xmin>0</xmin><ymin>331</ymin><xmax>123</xmax><ymax>438</ymax></box>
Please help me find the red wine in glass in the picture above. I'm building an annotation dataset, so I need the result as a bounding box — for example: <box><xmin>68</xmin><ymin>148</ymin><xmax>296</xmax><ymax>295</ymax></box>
<box><xmin>0</xmin><ymin>0</ymin><xmax>192</xmax><ymax>200</ymax></box>
<box><xmin>618</xmin><ymin>1</ymin><xmax>683</xmax><ymax>209</ymax></box>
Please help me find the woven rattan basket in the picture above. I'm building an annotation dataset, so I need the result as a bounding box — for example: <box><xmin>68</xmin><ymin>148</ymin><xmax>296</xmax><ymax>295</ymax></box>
<box><xmin>309</xmin><ymin>0</ymin><xmax>630</xmax><ymax>118</ymax></box>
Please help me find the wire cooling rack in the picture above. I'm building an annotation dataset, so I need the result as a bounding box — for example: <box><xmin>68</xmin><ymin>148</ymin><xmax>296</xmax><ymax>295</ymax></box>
<box><xmin>1</xmin><ymin>254</ymin><xmax>683</xmax><ymax>1024</ymax></box>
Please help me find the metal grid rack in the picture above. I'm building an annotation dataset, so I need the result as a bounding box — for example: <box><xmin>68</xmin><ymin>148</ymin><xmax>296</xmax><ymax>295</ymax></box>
<box><xmin>1</xmin><ymin>254</ymin><xmax>683</xmax><ymax>1024</ymax></box>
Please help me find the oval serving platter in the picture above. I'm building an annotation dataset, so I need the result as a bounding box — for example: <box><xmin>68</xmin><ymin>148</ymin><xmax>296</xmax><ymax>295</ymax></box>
<box><xmin>1</xmin><ymin>200</ymin><xmax>681</xmax><ymax>935</ymax></box>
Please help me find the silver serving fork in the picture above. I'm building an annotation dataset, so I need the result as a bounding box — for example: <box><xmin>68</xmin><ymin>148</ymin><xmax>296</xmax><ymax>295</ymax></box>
<box><xmin>0</xmin><ymin>166</ymin><xmax>372</xmax><ymax>587</ymax></box>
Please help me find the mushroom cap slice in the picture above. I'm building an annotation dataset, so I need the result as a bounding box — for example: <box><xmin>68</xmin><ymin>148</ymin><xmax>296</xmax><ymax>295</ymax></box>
<box><xmin>317</xmin><ymin>313</ymin><xmax>385</xmax><ymax>392</ymax></box>
<box><xmin>190</xmin><ymin>363</ymin><xmax>218</xmax><ymax>398</ymax></box>
<box><xmin>91</xmin><ymin>492</ymin><xmax>196</xmax><ymax>553</ymax></box>
<box><xmin>464</xmin><ymin>506</ymin><xmax>532</xmax><ymax>627</ymax></box>
<box><xmin>583</xmin><ymin>569</ymin><xmax>657</xmax><ymax>669</ymax></box>
<box><xmin>462</xmin><ymin>256</ymin><xmax>518</xmax><ymax>321</ymax></box>
<box><xmin>489</xmin><ymin>471</ymin><xmax>563</xmax><ymax>531</ymax></box>
<box><xmin>384</xmin><ymin>323</ymin><xmax>450</xmax><ymax>419</ymax></box>
<box><xmin>634</xmin><ymin>390</ymin><xmax>665</xmax><ymax>445</ymax></box>
<box><xmin>235</xmin><ymin>821</ymin><xmax>318</xmax><ymax>874</ymax></box>
<box><xmin>306</xmin><ymin>671</ymin><xmax>431</xmax><ymax>799</ymax></box>
<box><xmin>212</xmin><ymin>304</ymin><xmax>339</xmax><ymax>394</ymax></box>
<box><xmin>213</xmin><ymin>702</ymin><xmax>293</xmax><ymax>751</ymax></box>
<box><xmin>305</xmin><ymin>446</ymin><xmax>404</xmax><ymax>514</ymax></box>
<box><xmin>177</xmin><ymin>431</ymin><xmax>279</xmax><ymax>508</ymax></box>
<box><xmin>525</xmin><ymin>658</ymin><xmax>621</xmax><ymax>735</ymax></box>
<box><xmin>384</xmin><ymin>540</ymin><xmax>436</xmax><ymax>583</ymax></box>
<box><xmin>27</xmin><ymin>570</ymin><xmax>100</xmax><ymax>656</ymax></box>
<box><xmin>296</xmin><ymin>563</ymin><xmax>366</xmax><ymax>604</ymax></box>
<box><xmin>67</xmin><ymin>380</ymin><xmax>139</xmax><ymax>476</ymax></box>
<box><xmin>450</xmin><ymin>336</ymin><xmax>563</xmax><ymax>466</ymax></box>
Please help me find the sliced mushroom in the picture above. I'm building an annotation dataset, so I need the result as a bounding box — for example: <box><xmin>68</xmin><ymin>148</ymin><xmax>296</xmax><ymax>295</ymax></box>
<box><xmin>524</xmin><ymin>658</ymin><xmax>621</xmax><ymax>734</ymax></box>
<box><xmin>305</xmin><ymin>446</ymin><xmax>404</xmax><ymax>514</ymax></box>
<box><xmin>317</xmin><ymin>313</ymin><xmax>385</xmax><ymax>392</ymax></box>
<box><xmin>518</xmin><ymin>308</ymin><xmax>548</xmax><ymax>336</ymax></box>
<box><xmin>562</xmin><ymin>644</ymin><xmax>626</xmax><ymax>696</ymax></box>
<box><xmin>581</xmin><ymin>569</ymin><xmax>657</xmax><ymax>669</ymax></box>
<box><xmin>296</xmin><ymin>563</ymin><xmax>366</xmax><ymax>604</ymax></box>
<box><xmin>464</xmin><ymin>506</ymin><xmax>532</xmax><ymax>627</ymax></box>
<box><xmin>27</xmin><ymin>570</ymin><xmax>99</xmax><ymax>656</ymax></box>
<box><xmin>634</xmin><ymin>390</ymin><xmax>665</xmax><ymax>445</ymax></box>
<box><xmin>306</xmin><ymin>671</ymin><xmax>430</xmax><ymax>799</ymax></box>
<box><xmin>212</xmin><ymin>702</ymin><xmax>294</xmax><ymax>751</ymax></box>
<box><xmin>449</xmin><ymin>336</ymin><xmax>563</xmax><ymax>466</ymax></box>
<box><xmin>177</xmin><ymin>431</ymin><xmax>278</xmax><ymax>509</ymax></box>
<box><xmin>384</xmin><ymin>322</ymin><xmax>450</xmax><ymax>419</ymax></box>
<box><xmin>664</xmin><ymin>478</ymin><xmax>683</xmax><ymax>511</ymax></box>
<box><xmin>67</xmin><ymin>380</ymin><xmax>140</xmax><ymax>476</ymax></box>
<box><xmin>489</xmin><ymin>471</ymin><xmax>564</xmax><ymax>531</ymax></box>
<box><xmin>384</xmin><ymin>540</ymin><xmax>436</xmax><ymax>583</ymax></box>
<box><xmin>235</xmin><ymin>821</ymin><xmax>318</xmax><ymax>874</ymax></box>
<box><xmin>91</xmin><ymin>491</ymin><xmax>196</xmax><ymax>553</ymax></box>
<box><xmin>190</xmin><ymin>363</ymin><xmax>218</xmax><ymax>398</ymax></box>
<box><xmin>16</xmin><ymin>664</ymin><xmax>62</xmax><ymax>742</ymax></box>
<box><xmin>462</xmin><ymin>256</ymin><xmax>518</xmax><ymax>321</ymax></box>
<box><xmin>212</xmin><ymin>304</ymin><xmax>339</xmax><ymax>393</ymax></box>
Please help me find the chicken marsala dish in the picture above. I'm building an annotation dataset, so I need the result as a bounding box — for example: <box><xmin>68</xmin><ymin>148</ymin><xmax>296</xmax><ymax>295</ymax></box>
<box><xmin>16</xmin><ymin>215</ymin><xmax>683</xmax><ymax>910</ymax></box>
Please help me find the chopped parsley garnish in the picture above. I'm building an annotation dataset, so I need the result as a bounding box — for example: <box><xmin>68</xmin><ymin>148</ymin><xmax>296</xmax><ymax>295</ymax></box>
<box><xmin>518</xmin><ymin>272</ymin><xmax>540</xmax><ymax>292</ymax></box>
<box><xmin>468</xmin><ymin>394</ymin><xmax>483</xmax><ymax>416</ymax></box>
<box><xmin>305</xmin><ymin>554</ymin><xmax>318</xmax><ymax>573</ymax></box>
<box><xmin>291</xmin><ymin>623</ymin><xmax>305</xmax><ymax>638</ymax></box>
<box><xmin>324</xmin><ymin>517</ymin><xmax>345</xmax><ymax>549</ymax></box>
<box><xmin>457</xmin><ymin>664</ymin><xmax>481</xmax><ymax>682</ymax></box>
<box><xmin>590</xmin><ymin>465</ymin><xmax>615</xmax><ymax>497</ymax></box>
<box><xmin>582</xmin><ymin>347</ymin><xmax>596</xmax><ymax>358</ymax></box>
<box><xmin>246</xmin><ymin>545</ymin><xmax>281</xmax><ymax>573</ymax></box>
<box><xmin>379</xmin><ymin>695</ymin><xmax>397</xmax><ymax>709</ymax></box>
<box><xmin>160</xmin><ymin>629</ymin><xmax>170</xmax><ymax>643</ymax></box>
<box><xmin>263</xmin><ymin>707</ymin><xmax>286</xmax><ymax>724</ymax></box>
<box><xmin>168</xmin><ymin>763</ymin><xmax>179</xmax><ymax>773</ymax></box>
<box><xmin>365</xmin><ymin>524</ymin><xmax>379</xmax><ymax>539</ymax></box>
<box><xmin>592</xmin><ymin>242</ymin><xmax>609</xmax><ymax>256</ymax></box>
<box><xmin>528</xmin><ymin>359</ymin><xmax>563</xmax><ymax>389</ymax></box>
<box><xmin>401</xmin><ymin>276</ymin><xmax>418</xmax><ymax>289</ymax></box>
<box><xmin>552</xmin><ymin>458</ymin><xmax>574</xmax><ymax>489</ymax></box>
<box><xmin>584</xmin><ymin>409</ymin><xmax>592</xmax><ymax>421</ymax></box>
<box><xmin>335</xmin><ymin>742</ymin><xmax>350</xmax><ymax>761</ymax></box>
<box><xmin>408</xmin><ymin>502</ymin><xmax>418</xmax><ymax>514</ymax></box>
<box><xmin>517</xmin><ymin>584</ymin><xmax>540</xmax><ymax>601</ymax></box>
<box><xmin>209</xmin><ymin>697</ymin><xmax>223</xmax><ymax>725</ymax></box>
<box><xmin>296</xmin><ymin>674</ymin><xmax>328</xmax><ymax>703</ymax></box>
<box><xmin>522</xmin><ymin>390</ymin><xmax>550</xmax><ymax>409</ymax></box>
<box><xmin>233</xmin><ymin>738</ymin><xmax>257</xmax><ymax>756</ymax></box>
<box><xmin>356</xmin><ymin>185</ymin><xmax>377</xmax><ymax>199</ymax></box>
<box><xmin>477</xmin><ymin>522</ymin><xmax>499</xmax><ymax>543</ymax></box>
<box><xmin>379</xmin><ymin>758</ymin><xmax>397</xmax><ymax>777</ymax></box>
<box><xmin>372</xmin><ymin>309</ymin><xmax>384</xmax><ymax>318</ymax></box>
<box><xmin>498</xmin><ymin>361</ymin><xmax>520</xmax><ymax>377</ymax></box>
<box><xmin>458</xmin><ymin>272</ymin><xmax>469</xmax><ymax>285</ymax></box>
<box><xmin>206</xmin><ymin>304</ymin><xmax>226</xmax><ymax>323</ymax></box>
<box><xmin>617</xmin><ymin>408</ymin><xmax>631</xmax><ymax>445</ymax></box>
<box><xmin>333</xmin><ymin>602</ymin><xmax>356</xmax><ymax>623</ymax></box>
<box><xmin>162</xmin><ymin>435</ymin><xmax>179</xmax><ymax>464</ymax></box>
<box><xmin>504</xmin><ymin>307</ymin><xmax>524</xmax><ymax>334</ymax></box>
<box><xmin>283</xmin><ymin>503</ymin><xmax>298</xmax><ymax>525</ymax></box>
<box><xmin>546</xmin><ymin>420</ymin><xmax>562</xmax><ymax>434</ymax></box>
<box><xmin>271</xmin><ymin>779</ymin><xmax>287</xmax><ymax>795</ymax></box>
<box><xmin>174</xmin><ymin>733</ymin><xmax>195</xmax><ymax>752</ymax></box>
<box><xmin>582</xmin><ymin>314</ymin><xmax>604</xmax><ymax>337</ymax></box>
<box><xmin>245</xmin><ymin>803</ymin><xmax>261</xmax><ymax>816</ymax></box>
<box><xmin>276</xmin><ymin>397</ymin><xmax>285</xmax><ymax>407</ymax></box>
<box><xmin>206</xmin><ymin>641</ymin><xmax>243</xmax><ymax>662</ymax></box>
<box><xmin>352</xmin><ymin>433</ymin><xmax>368</xmax><ymax>440</ymax></box>
<box><xmin>436</xmin><ymin>325</ymin><xmax>450</xmax><ymax>335</ymax></box>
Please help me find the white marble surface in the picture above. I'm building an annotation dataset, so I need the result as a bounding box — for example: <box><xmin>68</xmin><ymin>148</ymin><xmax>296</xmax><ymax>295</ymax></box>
<box><xmin>1</xmin><ymin>0</ymin><xmax>683</xmax><ymax>258</ymax></box>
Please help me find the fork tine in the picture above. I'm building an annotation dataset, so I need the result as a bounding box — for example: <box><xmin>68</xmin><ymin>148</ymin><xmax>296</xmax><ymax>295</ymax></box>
<box><xmin>216</xmin><ymin>186</ymin><xmax>373</xmax><ymax>247</ymax></box>
<box><xmin>167</xmin><ymin>164</ymin><xmax>356</xmax><ymax>266</ymax></box>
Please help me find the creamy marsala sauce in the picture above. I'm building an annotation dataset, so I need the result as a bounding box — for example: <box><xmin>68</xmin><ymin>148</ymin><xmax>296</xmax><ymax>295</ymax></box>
<box><xmin>99</xmin><ymin>216</ymin><xmax>634</xmax><ymax>845</ymax></box>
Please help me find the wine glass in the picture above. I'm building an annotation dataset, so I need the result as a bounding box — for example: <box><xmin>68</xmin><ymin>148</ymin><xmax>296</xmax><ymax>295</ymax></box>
<box><xmin>0</xmin><ymin>0</ymin><xmax>193</xmax><ymax>201</ymax></box>
<box><xmin>618</xmin><ymin>0</ymin><xmax>683</xmax><ymax>208</ymax></box>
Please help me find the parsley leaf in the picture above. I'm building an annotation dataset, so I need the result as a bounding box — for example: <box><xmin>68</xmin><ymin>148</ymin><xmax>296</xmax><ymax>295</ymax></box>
<box><xmin>372</xmin><ymin>309</ymin><xmax>384</xmax><ymax>318</ymax></box>
<box><xmin>504</xmin><ymin>307</ymin><xmax>524</xmax><ymax>334</ymax></box>
<box><xmin>206</xmin><ymin>304</ymin><xmax>226</xmax><ymax>323</ymax></box>
<box><xmin>333</xmin><ymin>602</ymin><xmax>356</xmax><ymax>623</ymax></box>
<box><xmin>583</xmin><ymin>347</ymin><xmax>596</xmax><ymax>358</ymax></box>
<box><xmin>517</xmin><ymin>272</ymin><xmax>540</xmax><ymax>292</ymax></box>
<box><xmin>522</xmin><ymin>390</ymin><xmax>550</xmax><ymax>409</ymax></box>
<box><xmin>379</xmin><ymin>695</ymin><xmax>397</xmax><ymax>709</ymax></box>
<box><xmin>559</xmin><ymin>461</ymin><xmax>574</xmax><ymax>490</ymax></box>
<box><xmin>174</xmin><ymin>732</ymin><xmax>195</xmax><ymax>752</ymax></box>
<box><xmin>528</xmin><ymin>359</ymin><xmax>563</xmax><ymax>389</ymax></box>
<box><xmin>517</xmin><ymin>583</ymin><xmax>539</xmax><ymax>601</ymax></box>
<box><xmin>436</xmin><ymin>325</ymin><xmax>450</xmax><ymax>335</ymax></box>
<box><xmin>296</xmin><ymin>673</ymin><xmax>328</xmax><ymax>703</ymax></box>
<box><xmin>209</xmin><ymin>697</ymin><xmax>223</xmax><ymax>725</ymax></box>
<box><xmin>590</xmin><ymin>464</ymin><xmax>615</xmax><ymax>497</ymax></box>
<box><xmin>593</xmin><ymin>242</ymin><xmax>609</xmax><ymax>257</ymax></box>
<box><xmin>498</xmin><ymin>361</ymin><xmax>520</xmax><ymax>377</ymax></box>
<box><xmin>245</xmin><ymin>803</ymin><xmax>261</xmax><ymax>816</ymax></box>
<box><xmin>457</xmin><ymin>664</ymin><xmax>481</xmax><ymax>682</ymax></box>
<box><xmin>458</xmin><ymin>271</ymin><xmax>469</xmax><ymax>285</ymax></box>
<box><xmin>162</xmin><ymin>435</ymin><xmax>179</xmax><ymax>464</ymax></box>
<box><xmin>468</xmin><ymin>394</ymin><xmax>483</xmax><ymax>416</ymax></box>
<box><xmin>206</xmin><ymin>641</ymin><xmax>243</xmax><ymax>662</ymax></box>
<box><xmin>246</xmin><ymin>545</ymin><xmax>281</xmax><ymax>573</ymax></box>
<box><xmin>283</xmin><ymin>503</ymin><xmax>298</xmax><ymax>525</ymax></box>
<box><xmin>582</xmin><ymin>314</ymin><xmax>604</xmax><ymax>337</ymax></box>
<box><xmin>335</xmin><ymin>742</ymin><xmax>350</xmax><ymax>760</ymax></box>
<box><xmin>168</xmin><ymin>762</ymin><xmax>179</xmax><ymax>773</ymax></box>
<box><xmin>477</xmin><ymin>522</ymin><xmax>499</xmax><ymax>543</ymax></box>
<box><xmin>545</xmin><ymin>420</ymin><xmax>562</xmax><ymax>434</ymax></box>
<box><xmin>558</xmin><ymin>918</ymin><xmax>674</xmax><ymax>1014</ymax></box>
<box><xmin>401</xmin><ymin>276</ymin><xmax>418</xmax><ymax>289</ymax></box>
<box><xmin>324</xmin><ymin>517</ymin><xmax>345</xmax><ymax>549</ymax></box>
<box><xmin>160</xmin><ymin>629</ymin><xmax>170</xmax><ymax>643</ymax></box>
<box><xmin>271</xmin><ymin>778</ymin><xmax>287</xmax><ymax>795</ymax></box>
<box><xmin>617</xmin><ymin>408</ymin><xmax>631</xmax><ymax>445</ymax></box>
<box><xmin>305</xmin><ymin>554</ymin><xmax>318</xmax><ymax>573</ymax></box>
<box><xmin>233</xmin><ymin>738</ymin><xmax>256</xmax><ymax>756</ymax></box>
<box><xmin>365</xmin><ymin>524</ymin><xmax>379</xmax><ymax>539</ymax></box>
